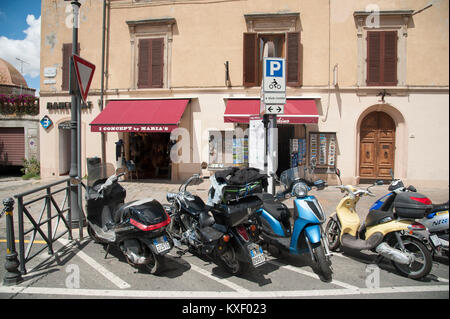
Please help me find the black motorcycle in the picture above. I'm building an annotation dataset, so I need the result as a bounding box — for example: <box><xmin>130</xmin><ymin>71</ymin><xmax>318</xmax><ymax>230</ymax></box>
<box><xmin>165</xmin><ymin>171</ymin><xmax>265</xmax><ymax>276</ymax></box>
<box><xmin>85</xmin><ymin>162</ymin><xmax>173</xmax><ymax>274</ymax></box>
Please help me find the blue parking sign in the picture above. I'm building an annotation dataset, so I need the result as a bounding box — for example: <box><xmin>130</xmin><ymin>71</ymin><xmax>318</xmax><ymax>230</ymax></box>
<box><xmin>40</xmin><ymin>115</ymin><xmax>53</xmax><ymax>129</ymax></box>
<box><xmin>265</xmin><ymin>59</ymin><xmax>283</xmax><ymax>77</ymax></box>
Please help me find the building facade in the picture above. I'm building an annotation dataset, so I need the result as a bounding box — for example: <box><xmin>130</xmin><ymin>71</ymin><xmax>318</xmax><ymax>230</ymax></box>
<box><xmin>0</xmin><ymin>58</ymin><xmax>39</xmax><ymax>171</ymax></box>
<box><xmin>39</xmin><ymin>0</ymin><xmax>449</xmax><ymax>186</ymax></box>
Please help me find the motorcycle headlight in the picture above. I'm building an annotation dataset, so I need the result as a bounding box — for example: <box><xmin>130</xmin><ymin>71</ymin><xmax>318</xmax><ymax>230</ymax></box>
<box><xmin>293</xmin><ymin>183</ymin><xmax>308</xmax><ymax>198</ymax></box>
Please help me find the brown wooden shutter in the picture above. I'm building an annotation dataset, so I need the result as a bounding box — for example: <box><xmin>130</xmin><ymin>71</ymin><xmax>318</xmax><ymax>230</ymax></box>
<box><xmin>138</xmin><ymin>39</ymin><xmax>151</xmax><ymax>88</ymax></box>
<box><xmin>383</xmin><ymin>31</ymin><xmax>398</xmax><ymax>85</ymax></box>
<box><xmin>286</xmin><ymin>32</ymin><xmax>301</xmax><ymax>87</ymax></box>
<box><xmin>367</xmin><ymin>32</ymin><xmax>381</xmax><ymax>85</ymax></box>
<box><xmin>367</xmin><ymin>31</ymin><xmax>397</xmax><ymax>86</ymax></box>
<box><xmin>0</xmin><ymin>127</ymin><xmax>25</xmax><ymax>166</ymax></box>
<box><xmin>243</xmin><ymin>33</ymin><xmax>258</xmax><ymax>87</ymax></box>
<box><xmin>62</xmin><ymin>43</ymin><xmax>80</xmax><ymax>91</ymax></box>
<box><xmin>138</xmin><ymin>38</ymin><xmax>164</xmax><ymax>88</ymax></box>
<box><xmin>151</xmin><ymin>38</ymin><xmax>164</xmax><ymax>88</ymax></box>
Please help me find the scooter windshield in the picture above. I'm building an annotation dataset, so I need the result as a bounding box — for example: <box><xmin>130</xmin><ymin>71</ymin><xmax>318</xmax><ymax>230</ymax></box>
<box><xmin>87</xmin><ymin>162</ymin><xmax>116</xmax><ymax>188</ymax></box>
<box><xmin>279</xmin><ymin>166</ymin><xmax>314</xmax><ymax>188</ymax></box>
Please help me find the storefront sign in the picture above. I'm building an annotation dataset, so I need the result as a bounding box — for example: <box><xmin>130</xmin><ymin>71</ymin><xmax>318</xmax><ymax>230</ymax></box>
<box><xmin>47</xmin><ymin>101</ymin><xmax>92</xmax><ymax>109</ymax></box>
<box><xmin>91</xmin><ymin>125</ymin><xmax>177</xmax><ymax>133</ymax></box>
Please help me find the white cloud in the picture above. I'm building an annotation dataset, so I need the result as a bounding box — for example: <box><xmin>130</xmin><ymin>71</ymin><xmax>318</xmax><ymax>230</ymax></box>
<box><xmin>0</xmin><ymin>14</ymin><xmax>41</xmax><ymax>79</ymax></box>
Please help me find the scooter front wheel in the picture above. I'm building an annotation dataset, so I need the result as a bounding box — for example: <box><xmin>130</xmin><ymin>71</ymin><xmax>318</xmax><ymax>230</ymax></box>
<box><xmin>311</xmin><ymin>242</ymin><xmax>333</xmax><ymax>282</ymax></box>
<box><xmin>325</xmin><ymin>218</ymin><xmax>341</xmax><ymax>251</ymax></box>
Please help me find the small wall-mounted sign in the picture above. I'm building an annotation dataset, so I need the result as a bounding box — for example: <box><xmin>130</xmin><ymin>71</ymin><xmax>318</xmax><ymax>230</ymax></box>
<box><xmin>44</xmin><ymin>79</ymin><xmax>57</xmax><ymax>85</ymax></box>
<box><xmin>40</xmin><ymin>115</ymin><xmax>53</xmax><ymax>129</ymax></box>
<box><xmin>44</xmin><ymin>67</ymin><xmax>57</xmax><ymax>78</ymax></box>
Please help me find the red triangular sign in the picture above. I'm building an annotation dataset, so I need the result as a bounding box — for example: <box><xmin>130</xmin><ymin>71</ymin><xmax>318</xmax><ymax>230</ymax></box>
<box><xmin>72</xmin><ymin>54</ymin><xmax>95</xmax><ymax>104</ymax></box>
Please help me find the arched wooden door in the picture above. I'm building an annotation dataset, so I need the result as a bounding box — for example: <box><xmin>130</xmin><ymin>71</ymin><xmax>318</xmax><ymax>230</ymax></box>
<box><xmin>359</xmin><ymin>111</ymin><xmax>395</xmax><ymax>180</ymax></box>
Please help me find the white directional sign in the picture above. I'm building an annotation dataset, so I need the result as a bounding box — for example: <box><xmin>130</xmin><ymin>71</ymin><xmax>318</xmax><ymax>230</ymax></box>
<box><xmin>263</xmin><ymin>93</ymin><xmax>286</xmax><ymax>105</ymax></box>
<box><xmin>262</xmin><ymin>57</ymin><xmax>286</xmax><ymax>115</ymax></box>
<box><xmin>265</xmin><ymin>104</ymin><xmax>284</xmax><ymax>115</ymax></box>
<box><xmin>72</xmin><ymin>54</ymin><xmax>96</xmax><ymax>104</ymax></box>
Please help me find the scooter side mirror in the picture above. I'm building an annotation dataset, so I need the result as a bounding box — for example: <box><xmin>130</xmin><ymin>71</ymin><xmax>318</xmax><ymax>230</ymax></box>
<box><xmin>335</xmin><ymin>168</ymin><xmax>341</xmax><ymax>177</ymax></box>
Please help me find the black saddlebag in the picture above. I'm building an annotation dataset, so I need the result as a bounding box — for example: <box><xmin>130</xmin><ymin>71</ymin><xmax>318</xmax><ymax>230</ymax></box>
<box><xmin>393</xmin><ymin>192</ymin><xmax>432</xmax><ymax>218</ymax></box>
<box><xmin>215</xmin><ymin>196</ymin><xmax>262</xmax><ymax>227</ymax></box>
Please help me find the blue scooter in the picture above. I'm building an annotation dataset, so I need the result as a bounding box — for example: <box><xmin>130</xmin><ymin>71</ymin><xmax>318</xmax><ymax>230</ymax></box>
<box><xmin>255</xmin><ymin>164</ymin><xmax>333</xmax><ymax>281</ymax></box>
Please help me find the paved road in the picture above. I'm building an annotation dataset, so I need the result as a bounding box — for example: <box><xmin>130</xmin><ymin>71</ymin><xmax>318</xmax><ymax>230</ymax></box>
<box><xmin>0</xmin><ymin>176</ymin><xmax>448</xmax><ymax>302</ymax></box>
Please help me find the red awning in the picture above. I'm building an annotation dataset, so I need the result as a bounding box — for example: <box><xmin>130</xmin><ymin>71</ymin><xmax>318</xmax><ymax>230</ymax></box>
<box><xmin>224</xmin><ymin>99</ymin><xmax>319</xmax><ymax>124</ymax></box>
<box><xmin>90</xmin><ymin>99</ymin><xmax>189</xmax><ymax>132</ymax></box>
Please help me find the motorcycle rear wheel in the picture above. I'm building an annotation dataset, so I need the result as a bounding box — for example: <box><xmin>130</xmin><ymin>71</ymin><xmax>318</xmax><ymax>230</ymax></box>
<box><xmin>390</xmin><ymin>236</ymin><xmax>432</xmax><ymax>280</ymax></box>
<box><xmin>214</xmin><ymin>245</ymin><xmax>249</xmax><ymax>276</ymax></box>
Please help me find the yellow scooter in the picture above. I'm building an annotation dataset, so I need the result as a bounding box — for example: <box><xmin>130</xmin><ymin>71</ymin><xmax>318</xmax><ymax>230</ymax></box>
<box><xmin>325</xmin><ymin>169</ymin><xmax>432</xmax><ymax>280</ymax></box>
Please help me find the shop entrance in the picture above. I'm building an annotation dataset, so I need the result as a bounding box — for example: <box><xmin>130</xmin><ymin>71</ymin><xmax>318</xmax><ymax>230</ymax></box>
<box><xmin>128</xmin><ymin>132</ymin><xmax>172</xmax><ymax>179</ymax></box>
<box><xmin>277</xmin><ymin>124</ymin><xmax>295</xmax><ymax>177</ymax></box>
<box><xmin>58</xmin><ymin>121</ymin><xmax>71</xmax><ymax>176</ymax></box>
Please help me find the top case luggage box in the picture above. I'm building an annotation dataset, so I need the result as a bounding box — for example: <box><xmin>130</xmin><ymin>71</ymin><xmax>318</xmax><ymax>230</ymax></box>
<box><xmin>216</xmin><ymin>196</ymin><xmax>263</xmax><ymax>227</ymax></box>
<box><xmin>393</xmin><ymin>192</ymin><xmax>432</xmax><ymax>218</ymax></box>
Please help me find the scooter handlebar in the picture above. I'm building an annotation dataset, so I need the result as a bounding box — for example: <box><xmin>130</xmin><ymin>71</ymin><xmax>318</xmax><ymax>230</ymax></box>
<box><xmin>335</xmin><ymin>185</ymin><xmax>375</xmax><ymax>197</ymax></box>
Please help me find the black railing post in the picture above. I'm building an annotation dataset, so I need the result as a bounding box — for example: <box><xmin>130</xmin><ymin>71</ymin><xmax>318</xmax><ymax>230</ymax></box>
<box><xmin>67</xmin><ymin>180</ymin><xmax>73</xmax><ymax>241</ymax></box>
<box><xmin>16</xmin><ymin>196</ymin><xmax>26</xmax><ymax>274</ymax></box>
<box><xmin>2</xmin><ymin>197</ymin><xmax>23</xmax><ymax>286</ymax></box>
<box><xmin>46</xmin><ymin>187</ymin><xmax>54</xmax><ymax>255</ymax></box>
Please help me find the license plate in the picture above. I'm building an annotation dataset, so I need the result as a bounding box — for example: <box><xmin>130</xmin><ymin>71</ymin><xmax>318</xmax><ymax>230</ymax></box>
<box><xmin>153</xmin><ymin>236</ymin><xmax>171</xmax><ymax>253</ymax></box>
<box><xmin>248</xmin><ymin>244</ymin><xmax>265</xmax><ymax>267</ymax></box>
<box><xmin>430</xmin><ymin>234</ymin><xmax>442</xmax><ymax>247</ymax></box>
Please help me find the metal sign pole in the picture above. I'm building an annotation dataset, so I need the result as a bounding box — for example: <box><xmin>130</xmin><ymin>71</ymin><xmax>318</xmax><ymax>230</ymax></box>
<box><xmin>261</xmin><ymin>57</ymin><xmax>285</xmax><ymax>195</ymax></box>
<box><xmin>69</xmin><ymin>0</ymin><xmax>83</xmax><ymax>230</ymax></box>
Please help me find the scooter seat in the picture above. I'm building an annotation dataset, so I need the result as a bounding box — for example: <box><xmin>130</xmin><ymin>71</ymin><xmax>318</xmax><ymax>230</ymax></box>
<box><xmin>430</xmin><ymin>201</ymin><xmax>449</xmax><ymax>214</ymax></box>
<box><xmin>257</xmin><ymin>193</ymin><xmax>291</xmax><ymax>225</ymax></box>
<box><xmin>341</xmin><ymin>232</ymin><xmax>384</xmax><ymax>250</ymax></box>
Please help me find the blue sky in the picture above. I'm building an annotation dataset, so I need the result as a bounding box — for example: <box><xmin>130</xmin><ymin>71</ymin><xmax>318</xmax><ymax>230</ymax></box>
<box><xmin>0</xmin><ymin>0</ymin><xmax>41</xmax><ymax>95</ymax></box>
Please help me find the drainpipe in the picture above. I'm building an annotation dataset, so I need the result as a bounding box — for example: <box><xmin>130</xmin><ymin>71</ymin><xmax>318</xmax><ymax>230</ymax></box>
<box><xmin>100</xmin><ymin>0</ymin><xmax>107</xmax><ymax>163</ymax></box>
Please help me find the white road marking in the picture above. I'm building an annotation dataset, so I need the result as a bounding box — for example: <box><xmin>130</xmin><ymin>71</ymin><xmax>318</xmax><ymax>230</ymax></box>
<box><xmin>0</xmin><ymin>284</ymin><xmax>447</xmax><ymax>298</ymax></box>
<box><xmin>267</xmin><ymin>259</ymin><xmax>359</xmax><ymax>290</ymax></box>
<box><xmin>58</xmin><ymin>238</ymin><xmax>130</xmax><ymax>289</ymax></box>
<box><xmin>168</xmin><ymin>253</ymin><xmax>250</xmax><ymax>292</ymax></box>
<box><xmin>333</xmin><ymin>252</ymin><xmax>450</xmax><ymax>283</ymax></box>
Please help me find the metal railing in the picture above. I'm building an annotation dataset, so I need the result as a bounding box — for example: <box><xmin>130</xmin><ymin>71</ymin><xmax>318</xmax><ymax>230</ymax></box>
<box><xmin>1</xmin><ymin>178</ymin><xmax>84</xmax><ymax>285</ymax></box>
